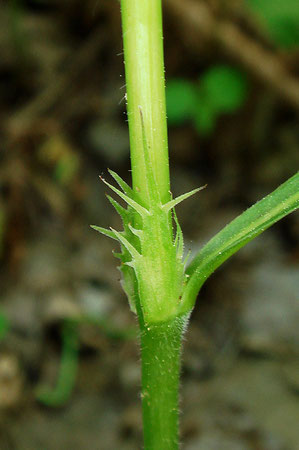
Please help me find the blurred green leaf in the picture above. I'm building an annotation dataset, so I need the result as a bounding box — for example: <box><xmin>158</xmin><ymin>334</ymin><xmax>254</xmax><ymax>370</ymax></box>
<box><xmin>0</xmin><ymin>313</ymin><xmax>10</xmax><ymax>341</ymax></box>
<box><xmin>193</xmin><ymin>101</ymin><xmax>216</xmax><ymax>137</ymax></box>
<box><xmin>247</xmin><ymin>0</ymin><xmax>299</xmax><ymax>48</ymax></box>
<box><xmin>36</xmin><ymin>320</ymin><xmax>78</xmax><ymax>407</ymax></box>
<box><xmin>39</xmin><ymin>134</ymin><xmax>79</xmax><ymax>186</ymax></box>
<box><xmin>166</xmin><ymin>66</ymin><xmax>248</xmax><ymax>137</ymax></box>
<box><xmin>198</xmin><ymin>65</ymin><xmax>248</xmax><ymax>114</ymax></box>
<box><xmin>54</xmin><ymin>154</ymin><xmax>79</xmax><ymax>185</ymax></box>
<box><xmin>166</xmin><ymin>79</ymin><xmax>197</xmax><ymax>125</ymax></box>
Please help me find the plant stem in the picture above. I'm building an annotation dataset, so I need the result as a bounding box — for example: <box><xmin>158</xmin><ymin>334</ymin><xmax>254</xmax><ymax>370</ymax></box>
<box><xmin>120</xmin><ymin>0</ymin><xmax>170</xmax><ymax>207</ymax></box>
<box><xmin>140</xmin><ymin>315</ymin><xmax>188</xmax><ymax>450</ymax></box>
<box><xmin>120</xmin><ymin>1</ymin><xmax>187</xmax><ymax>447</ymax></box>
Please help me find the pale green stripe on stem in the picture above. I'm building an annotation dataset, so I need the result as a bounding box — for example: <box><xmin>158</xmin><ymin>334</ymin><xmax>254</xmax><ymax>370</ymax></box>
<box><xmin>120</xmin><ymin>0</ymin><xmax>170</xmax><ymax>207</ymax></box>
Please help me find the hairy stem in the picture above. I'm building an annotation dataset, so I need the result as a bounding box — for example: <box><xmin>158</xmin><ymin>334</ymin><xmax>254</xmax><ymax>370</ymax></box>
<box><xmin>120</xmin><ymin>0</ymin><xmax>170</xmax><ymax>207</ymax></box>
<box><xmin>119</xmin><ymin>1</ymin><xmax>186</xmax><ymax>446</ymax></box>
<box><xmin>140</xmin><ymin>315</ymin><xmax>189</xmax><ymax>450</ymax></box>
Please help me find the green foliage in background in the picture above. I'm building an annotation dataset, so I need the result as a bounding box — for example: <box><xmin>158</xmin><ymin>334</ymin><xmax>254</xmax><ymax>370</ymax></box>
<box><xmin>166</xmin><ymin>65</ymin><xmax>248</xmax><ymax>136</ymax></box>
<box><xmin>36</xmin><ymin>320</ymin><xmax>79</xmax><ymax>407</ymax></box>
<box><xmin>39</xmin><ymin>135</ymin><xmax>80</xmax><ymax>186</ymax></box>
<box><xmin>0</xmin><ymin>312</ymin><xmax>10</xmax><ymax>341</ymax></box>
<box><xmin>36</xmin><ymin>316</ymin><xmax>136</xmax><ymax>407</ymax></box>
<box><xmin>166</xmin><ymin>79</ymin><xmax>196</xmax><ymax>125</ymax></box>
<box><xmin>247</xmin><ymin>0</ymin><xmax>299</xmax><ymax>48</ymax></box>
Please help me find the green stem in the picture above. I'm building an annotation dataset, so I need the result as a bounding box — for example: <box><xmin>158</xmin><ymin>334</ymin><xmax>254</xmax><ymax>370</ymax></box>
<box><xmin>140</xmin><ymin>315</ymin><xmax>189</xmax><ymax>450</ymax></box>
<box><xmin>120</xmin><ymin>1</ymin><xmax>187</xmax><ymax>447</ymax></box>
<box><xmin>120</xmin><ymin>0</ymin><xmax>170</xmax><ymax>207</ymax></box>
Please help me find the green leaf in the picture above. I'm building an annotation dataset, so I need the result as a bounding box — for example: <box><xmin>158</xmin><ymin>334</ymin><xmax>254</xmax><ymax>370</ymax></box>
<box><xmin>111</xmin><ymin>228</ymin><xmax>141</xmax><ymax>260</ymax></box>
<box><xmin>198</xmin><ymin>65</ymin><xmax>248</xmax><ymax>114</ymax></box>
<box><xmin>166</xmin><ymin>79</ymin><xmax>197</xmax><ymax>125</ymax></box>
<box><xmin>173</xmin><ymin>209</ymin><xmax>184</xmax><ymax>260</ymax></box>
<box><xmin>179</xmin><ymin>172</ymin><xmax>299</xmax><ymax>314</ymax></box>
<box><xmin>128</xmin><ymin>224</ymin><xmax>143</xmax><ymax>239</ymax></box>
<box><xmin>162</xmin><ymin>186</ymin><xmax>206</xmax><ymax>213</ymax></box>
<box><xmin>193</xmin><ymin>101</ymin><xmax>217</xmax><ymax>136</ymax></box>
<box><xmin>36</xmin><ymin>320</ymin><xmax>78</xmax><ymax>407</ymax></box>
<box><xmin>247</xmin><ymin>0</ymin><xmax>299</xmax><ymax>48</ymax></box>
<box><xmin>166</xmin><ymin>67</ymin><xmax>248</xmax><ymax>136</ymax></box>
<box><xmin>100</xmin><ymin>175</ymin><xmax>149</xmax><ymax>217</ymax></box>
<box><xmin>90</xmin><ymin>225</ymin><xmax>118</xmax><ymax>241</ymax></box>
<box><xmin>106</xmin><ymin>195</ymin><xmax>129</xmax><ymax>224</ymax></box>
<box><xmin>108</xmin><ymin>169</ymin><xmax>134</xmax><ymax>198</ymax></box>
<box><xmin>0</xmin><ymin>313</ymin><xmax>9</xmax><ymax>341</ymax></box>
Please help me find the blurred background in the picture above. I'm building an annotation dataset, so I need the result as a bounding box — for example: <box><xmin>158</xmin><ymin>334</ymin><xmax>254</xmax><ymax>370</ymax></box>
<box><xmin>0</xmin><ymin>0</ymin><xmax>299</xmax><ymax>448</ymax></box>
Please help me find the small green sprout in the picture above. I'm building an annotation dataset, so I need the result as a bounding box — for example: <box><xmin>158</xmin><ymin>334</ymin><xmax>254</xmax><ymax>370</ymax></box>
<box><xmin>166</xmin><ymin>65</ymin><xmax>248</xmax><ymax>136</ymax></box>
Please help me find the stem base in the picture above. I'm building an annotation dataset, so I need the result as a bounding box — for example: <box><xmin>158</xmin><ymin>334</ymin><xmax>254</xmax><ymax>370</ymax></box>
<box><xmin>140</xmin><ymin>314</ymin><xmax>189</xmax><ymax>449</ymax></box>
